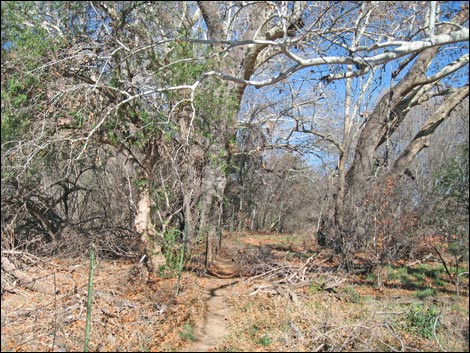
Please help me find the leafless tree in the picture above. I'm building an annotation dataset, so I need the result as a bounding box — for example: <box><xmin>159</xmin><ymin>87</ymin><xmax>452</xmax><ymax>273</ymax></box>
<box><xmin>2</xmin><ymin>1</ymin><xmax>468</xmax><ymax>271</ymax></box>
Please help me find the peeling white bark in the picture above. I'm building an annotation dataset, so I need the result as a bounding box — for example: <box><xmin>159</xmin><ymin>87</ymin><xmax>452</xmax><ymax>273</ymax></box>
<box><xmin>135</xmin><ymin>187</ymin><xmax>166</xmax><ymax>271</ymax></box>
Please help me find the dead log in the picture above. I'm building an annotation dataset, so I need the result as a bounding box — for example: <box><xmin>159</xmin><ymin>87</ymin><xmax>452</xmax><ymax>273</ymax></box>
<box><xmin>273</xmin><ymin>283</ymin><xmax>300</xmax><ymax>304</ymax></box>
<box><xmin>405</xmin><ymin>253</ymin><xmax>434</xmax><ymax>267</ymax></box>
<box><xmin>1</xmin><ymin>256</ymin><xmax>57</xmax><ymax>295</ymax></box>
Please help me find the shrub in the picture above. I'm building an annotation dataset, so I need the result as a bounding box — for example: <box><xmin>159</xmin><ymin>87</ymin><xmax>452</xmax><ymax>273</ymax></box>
<box><xmin>179</xmin><ymin>323</ymin><xmax>195</xmax><ymax>341</ymax></box>
<box><xmin>415</xmin><ymin>288</ymin><xmax>436</xmax><ymax>299</ymax></box>
<box><xmin>405</xmin><ymin>304</ymin><xmax>439</xmax><ymax>339</ymax></box>
<box><xmin>257</xmin><ymin>334</ymin><xmax>271</xmax><ymax>347</ymax></box>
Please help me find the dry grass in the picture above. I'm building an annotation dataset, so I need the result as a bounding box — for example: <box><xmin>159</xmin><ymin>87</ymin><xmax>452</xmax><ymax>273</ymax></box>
<box><xmin>1</xmin><ymin>257</ymin><xmax>208</xmax><ymax>352</ymax></box>
<box><xmin>219</xmin><ymin>280</ymin><xmax>469</xmax><ymax>352</ymax></box>
<box><xmin>1</xmin><ymin>232</ymin><xmax>468</xmax><ymax>352</ymax></box>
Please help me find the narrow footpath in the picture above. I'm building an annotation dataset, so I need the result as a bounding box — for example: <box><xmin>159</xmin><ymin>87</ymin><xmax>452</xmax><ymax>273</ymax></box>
<box><xmin>184</xmin><ymin>278</ymin><xmax>238</xmax><ymax>352</ymax></box>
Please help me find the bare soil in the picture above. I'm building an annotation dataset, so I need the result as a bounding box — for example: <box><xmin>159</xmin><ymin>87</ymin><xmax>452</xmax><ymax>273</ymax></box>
<box><xmin>180</xmin><ymin>278</ymin><xmax>238</xmax><ymax>352</ymax></box>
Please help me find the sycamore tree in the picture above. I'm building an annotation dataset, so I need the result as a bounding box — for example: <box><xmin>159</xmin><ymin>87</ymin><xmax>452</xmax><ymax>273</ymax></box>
<box><xmin>2</xmin><ymin>1</ymin><xmax>468</xmax><ymax>271</ymax></box>
<box><xmin>221</xmin><ymin>1</ymin><xmax>468</xmax><ymax>262</ymax></box>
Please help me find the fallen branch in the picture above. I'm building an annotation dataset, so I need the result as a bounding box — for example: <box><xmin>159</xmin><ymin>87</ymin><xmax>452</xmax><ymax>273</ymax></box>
<box><xmin>433</xmin><ymin>246</ymin><xmax>456</xmax><ymax>285</ymax></box>
<box><xmin>1</xmin><ymin>256</ymin><xmax>57</xmax><ymax>295</ymax></box>
<box><xmin>405</xmin><ymin>253</ymin><xmax>434</xmax><ymax>267</ymax></box>
<box><xmin>433</xmin><ymin>315</ymin><xmax>445</xmax><ymax>352</ymax></box>
<box><xmin>273</xmin><ymin>283</ymin><xmax>300</xmax><ymax>304</ymax></box>
<box><xmin>323</xmin><ymin>277</ymin><xmax>346</xmax><ymax>292</ymax></box>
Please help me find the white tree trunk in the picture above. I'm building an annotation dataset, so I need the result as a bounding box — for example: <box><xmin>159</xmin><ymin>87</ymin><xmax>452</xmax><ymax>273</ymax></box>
<box><xmin>135</xmin><ymin>186</ymin><xmax>166</xmax><ymax>272</ymax></box>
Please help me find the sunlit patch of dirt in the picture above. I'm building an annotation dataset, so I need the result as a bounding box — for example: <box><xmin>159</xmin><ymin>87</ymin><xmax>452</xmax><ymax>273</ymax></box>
<box><xmin>237</xmin><ymin>232</ymin><xmax>306</xmax><ymax>248</ymax></box>
<box><xmin>180</xmin><ymin>278</ymin><xmax>239</xmax><ymax>352</ymax></box>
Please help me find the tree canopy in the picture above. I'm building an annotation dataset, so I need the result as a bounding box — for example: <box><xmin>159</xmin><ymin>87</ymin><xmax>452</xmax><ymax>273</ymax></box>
<box><xmin>1</xmin><ymin>1</ymin><xmax>468</xmax><ymax>271</ymax></box>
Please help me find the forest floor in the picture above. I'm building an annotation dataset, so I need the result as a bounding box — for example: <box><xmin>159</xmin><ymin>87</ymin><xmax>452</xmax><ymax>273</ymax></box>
<box><xmin>1</xmin><ymin>231</ymin><xmax>469</xmax><ymax>352</ymax></box>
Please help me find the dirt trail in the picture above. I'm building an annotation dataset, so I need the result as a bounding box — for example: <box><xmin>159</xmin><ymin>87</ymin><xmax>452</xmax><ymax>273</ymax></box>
<box><xmin>181</xmin><ymin>253</ymin><xmax>239</xmax><ymax>352</ymax></box>
<box><xmin>181</xmin><ymin>278</ymin><xmax>237</xmax><ymax>352</ymax></box>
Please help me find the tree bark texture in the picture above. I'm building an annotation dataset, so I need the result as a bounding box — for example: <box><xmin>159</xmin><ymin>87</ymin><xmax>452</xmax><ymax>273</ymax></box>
<box><xmin>135</xmin><ymin>186</ymin><xmax>166</xmax><ymax>271</ymax></box>
<box><xmin>324</xmin><ymin>7</ymin><xmax>470</xmax><ymax>252</ymax></box>
<box><xmin>346</xmin><ymin>8</ymin><xmax>469</xmax><ymax>193</ymax></box>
